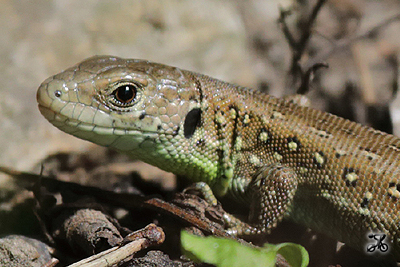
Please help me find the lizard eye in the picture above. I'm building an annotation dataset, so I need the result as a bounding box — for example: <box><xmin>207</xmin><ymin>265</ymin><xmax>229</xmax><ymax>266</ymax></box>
<box><xmin>110</xmin><ymin>83</ymin><xmax>139</xmax><ymax>107</ymax></box>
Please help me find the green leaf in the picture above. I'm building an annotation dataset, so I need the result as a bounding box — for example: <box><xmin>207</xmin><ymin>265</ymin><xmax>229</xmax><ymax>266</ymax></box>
<box><xmin>264</xmin><ymin>242</ymin><xmax>309</xmax><ymax>267</ymax></box>
<box><xmin>181</xmin><ymin>231</ymin><xmax>309</xmax><ymax>267</ymax></box>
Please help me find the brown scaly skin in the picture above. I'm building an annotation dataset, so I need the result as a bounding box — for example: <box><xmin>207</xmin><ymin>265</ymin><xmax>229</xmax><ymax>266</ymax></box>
<box><xmin>37</xmin><ymin>55</ymin><xmax>400</xmax><ymax>260</ymax></box>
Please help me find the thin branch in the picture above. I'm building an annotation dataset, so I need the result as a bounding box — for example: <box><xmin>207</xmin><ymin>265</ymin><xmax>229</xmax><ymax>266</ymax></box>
<box><xmin>68</xmin><ymin>224</ymin><xmax>164</xmax><ymax>267</ymax></box>
<box><xmin>278</xmin><ymin>8</ymin><xmax>297</xmax><ymax>49</ymax></box>
<box><xmin>297</xmin><ymin>62</ymin><xmax>329</xmax><ymax>95</ymax></box>
<box><xmin>304</xmin><ymin>13</ymin><xmax>400</xmax><ymax>69</ymax></box>
<box><xmin>279</xmin><ymin>0</ymin><xmax>328</xmax><ymax>89</ymax></box>
<box><xmin>294</xmin><ymin>0</ymin><xmax>328</xmax><ymax>65</ymax></box>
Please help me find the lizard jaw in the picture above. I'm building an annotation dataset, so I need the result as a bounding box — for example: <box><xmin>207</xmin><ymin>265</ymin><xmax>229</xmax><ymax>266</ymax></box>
<box><xmin>38</xmin><ymin>104</ymin><xmax>158</xmax><ymax>150</ymax></box>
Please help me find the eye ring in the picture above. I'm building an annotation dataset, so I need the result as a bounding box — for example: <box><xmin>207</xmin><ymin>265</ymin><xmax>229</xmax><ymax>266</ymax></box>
<box><xmin>110</xmin><ymin>82</ymin><xmax>140</xmax><ymax>107</ymax></box>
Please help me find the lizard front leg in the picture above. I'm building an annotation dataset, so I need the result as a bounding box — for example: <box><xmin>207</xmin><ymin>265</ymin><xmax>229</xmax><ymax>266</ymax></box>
<box><xmin>186</xmin><ymin>165</ymin><xmax>298</xmax><ymax>236</ymax></box>
<box><xmin>226</xmin><ymin>164</ymin><xmax>298</xmax><ymax>235</ymax></box>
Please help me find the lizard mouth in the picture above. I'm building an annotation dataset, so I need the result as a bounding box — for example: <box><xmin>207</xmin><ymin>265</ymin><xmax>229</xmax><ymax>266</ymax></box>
<box><xmin>38</xmin><ymin>104</ymin><xmax>158</xmax><ymax>142</ymax></box>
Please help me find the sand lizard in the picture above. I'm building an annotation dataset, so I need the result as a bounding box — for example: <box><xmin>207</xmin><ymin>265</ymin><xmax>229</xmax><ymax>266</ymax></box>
<box><xmin>36</xmin><ymin>55</ymin><xmax>400</xmax><ymax>260</ymax></box>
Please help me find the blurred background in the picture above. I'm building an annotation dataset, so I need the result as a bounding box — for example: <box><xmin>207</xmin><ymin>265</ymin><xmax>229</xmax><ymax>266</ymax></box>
<box><xmin>2</xmin><ymin>0</ymin><xmax>400</xmax><ymax>180</ymax></box>
<box><xmin>2</xmin><ymin>0</ymin><xmax>400</xmax><ymax>265</ymax></box>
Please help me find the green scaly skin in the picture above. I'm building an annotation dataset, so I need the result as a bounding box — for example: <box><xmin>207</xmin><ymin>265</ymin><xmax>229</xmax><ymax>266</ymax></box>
<box><xmin>37</xmin><ymin>55</ymin><xmax>400</xmax><ymax>260</ymax></box>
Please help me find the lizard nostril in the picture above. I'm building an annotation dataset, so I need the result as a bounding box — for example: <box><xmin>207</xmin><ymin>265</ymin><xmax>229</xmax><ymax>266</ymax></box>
<box><xmin>54</xmin><ymin>90</ymin><xmax>62</xmax><ymax>98</ymax></box>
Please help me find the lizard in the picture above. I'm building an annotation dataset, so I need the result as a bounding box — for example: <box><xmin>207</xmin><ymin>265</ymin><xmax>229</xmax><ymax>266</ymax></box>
<box><xmin>36</xmin><ymin>55</ymin><xmax>400</xmax><ymax>260</ymax></box>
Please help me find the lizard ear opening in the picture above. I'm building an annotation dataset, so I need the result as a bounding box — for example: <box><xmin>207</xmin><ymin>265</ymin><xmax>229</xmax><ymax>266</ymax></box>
<box><xmin>184</xmin><ymin>108</ymin><xmax>201</xmax><ymax>139</ymax></box>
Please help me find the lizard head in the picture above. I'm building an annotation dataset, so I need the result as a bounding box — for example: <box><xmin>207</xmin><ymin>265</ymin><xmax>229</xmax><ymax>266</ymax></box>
<box><xmin>37</xmin><ymin>55</ymin><xmax>220</xmax><ymax>183</ymax></box>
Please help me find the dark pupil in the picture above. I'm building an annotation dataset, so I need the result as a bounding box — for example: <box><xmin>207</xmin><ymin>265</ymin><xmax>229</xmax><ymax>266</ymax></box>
<box><xmin>115</xmin><ymin>85</ymin><xmax>135</xmax><ymax>103</ymax></box>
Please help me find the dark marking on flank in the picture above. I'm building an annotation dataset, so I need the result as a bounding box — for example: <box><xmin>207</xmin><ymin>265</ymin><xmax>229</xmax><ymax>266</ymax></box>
<box><xmin>196</xmin><ymin>138</ymin><xmax>205</xmax><ymax>147</ymax></box>
<box><xmin>360</xmin><ymin>197</ymin><xmax>370</xmax><ymax>208</ymax></box>
<box><xmin>139</xmin><ymin>112</ymin><xmax>146</xmax><ymax>120</ymax></box>
<box><xmin>229</xmin><ymin>105</ymin><xmax>240</xmax><ymax>155</ymax></box>
<box><xmin>184</xmin><ymin>108</ymin><xmax>202</xmax><ymax>138</ymax></box>
<box><xmin>192</xmin><ymin>74</ymin><xmax>204</xmax><ymax>102</ymax></box>
<box><xmin>345</xmin><ymin>180</ymin><xmax>356</xmax><ymax>187</ymax></box>
<box><xmin>319</xmin><ymin>133</ymin><xmax>330</xmax><ymax>138</ymax></box>
<box><xmin>361</xmin><ymin>147</ymin><xmax>371</xmax><ymax>152</ymax></box>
